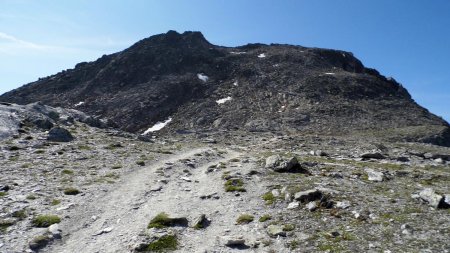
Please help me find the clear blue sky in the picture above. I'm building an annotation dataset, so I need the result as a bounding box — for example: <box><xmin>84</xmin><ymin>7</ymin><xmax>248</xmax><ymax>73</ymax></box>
<box><xmin>1</xmin><ymin>0</ymin><xmax>449</xmax><ymax>122</ymax></box>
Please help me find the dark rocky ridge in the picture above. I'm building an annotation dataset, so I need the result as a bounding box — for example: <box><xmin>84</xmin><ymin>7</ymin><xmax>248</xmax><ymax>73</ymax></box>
<box><xmin>1</xmin><ymin>30</ymin><xmax>449</xmax><ymax>146</ymax></box>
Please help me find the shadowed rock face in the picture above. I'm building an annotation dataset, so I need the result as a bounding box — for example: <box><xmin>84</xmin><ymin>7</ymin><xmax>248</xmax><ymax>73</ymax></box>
<box><xmin>1</xmin><ymin>30</ymin><xmax>449</xmax><ymax>145</ymax></box>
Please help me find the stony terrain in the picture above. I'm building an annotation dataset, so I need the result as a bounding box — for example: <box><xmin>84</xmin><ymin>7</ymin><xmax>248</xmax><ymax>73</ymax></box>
<box><xmin>1</xmin><ymin>31</ymin><xmax>449</xmax><ymax>146</ymax></box>
<box><xmin>0</xmin><ymin>103</ymin><xmax>449</xmax><ymax>253</ymax></box>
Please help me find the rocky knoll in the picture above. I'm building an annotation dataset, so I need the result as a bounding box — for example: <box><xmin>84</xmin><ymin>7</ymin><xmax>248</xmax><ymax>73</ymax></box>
<box><xmin>1</xmin><ymin>30</ymin><xmax>449</xmax><ymax>147</ymax></box>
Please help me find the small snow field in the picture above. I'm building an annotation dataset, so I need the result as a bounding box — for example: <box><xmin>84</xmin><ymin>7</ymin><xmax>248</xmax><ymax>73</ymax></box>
<box><xmin>142</xmin><ymin>117</ymin><xmax>172</xmax><ymax>134</ymax></box>
<box><xmin>197</xmin><ymin>73</ymin><xmax>209</xmax><ymax>82</ymax></box>
<box><xmin>258</xmin><ymin>53</ymin><xmax>266</xmax><ymax>58</ymax></box>
<box><xmin>233</xmin><ymin>81</ymin><xmax>238</xmax><ymax>86</ymax></box>
<box><xmin>216</xmin><ymin>96</ymin><xmax>232</xmax><ymax>104</ymax></box>
<box><xmin>74</xmin><ymin>102</ymin><xmax>85</xmax><ymax>107</ymax></box>
<box><xmin>324</xmin><ymin>72</ymin><xmax>335</xmax><ymax>75</ymax></box>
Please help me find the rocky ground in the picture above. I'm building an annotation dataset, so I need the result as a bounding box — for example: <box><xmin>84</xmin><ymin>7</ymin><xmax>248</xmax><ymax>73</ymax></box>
<box><xmin>0</xmin><ymin>105</ymin><xmax>449</xmax><ymax>253</ymax></box>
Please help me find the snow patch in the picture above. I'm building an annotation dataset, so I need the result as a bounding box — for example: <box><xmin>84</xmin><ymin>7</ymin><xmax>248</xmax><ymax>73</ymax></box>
<box><xmin>197</xmin><ymin>73</ymin><xmax>209</xmax><ymax>82</ymax></box>
<box><xmin>230</xmin><ymin>51</ymin><xmax>246</xmax><ymax>55</ymax></box>
<box><xmin>258</xmin><ymin>53</ymin><xmax>266</xmax><ymax>58</ymax></box>
<box><xmin>74</xmin><ymin>102</ymin><xmax>85</xmax><ymax>107</ymax></box>
<box><xmin>143</xmin><ymin>117</ymin><xmax>172</xmax><ymax>135</ymax></box>
<box><xmin>233</xmin><ymin>81</ymin><xmax>238</xmax><ymax>86</ymax></box>
<box><xmin>216</xmin><ymin>96</ymin><xmax>232</xmax><ymax>104</ymax></box>
<box><xmin>324</xmin><ymin>73</ymin><xmax>335</xmax><ymax>75</ymax></box>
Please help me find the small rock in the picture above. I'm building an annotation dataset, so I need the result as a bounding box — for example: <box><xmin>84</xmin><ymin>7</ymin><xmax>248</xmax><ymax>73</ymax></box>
<box><xmin>287</xmin><ymin>201</ymin><xmax>300</xmax><ymax>209</ymax></box>
<box><xmin>335</xmin><ymin>200</ymin><xmax>351</xmax><ymax>209</ymax></box>
<box><xmin>193</xmin><ymin>214</ymin><xmax>210</xmax><ymax>229</ymax></box>
<box><xmin>396</xmin><ymin>156</ymin><xmax>410</xmax><ymax>162</ymax></box>
<box><xmin>93</xmin><ymin>226</ymin><xmax>114</xmax><ymax>236</ymax></box>
<box><xmin>149</xmin><ymin>185</ymin><xmax>163</xmax><ymax>192</ymax></box>
<box><xmin>0</xmin><ymin>185</ymin><xmax>10</xmax><ymax>192</ymax></box>
<box><xmin>271</xmin><ymin>189</ymin><xmax>280</xmax><ymax>197</ymax></box>
<box><xmin>48</xmin><ymin>224</ymin><xmax>62</xmax><ymax>239</ymax></box>
<box><xmin>267</xmin><ymin>225</ymin><xmax>286</xmax><ymax>237</ymax></box>
<box><xmin>365</xmin><ymin>168</ymin><xmax>385</xmax><ymax>182</ymax></box>
<box><xmin>361</xmin><ymin>152</ymin><xmax>385</xmax><ymax>160</ymax></box>
<box><xmin>224</xmin><ymin>236</ymin><xmax>246</xmax><ymax>247</ymax></box>
<box><xmin>285</xmin><ymin>192</ymin><xmax>293</xmax><ymax>202</ymax></box>
<box><xmin>29</xmin><ymin>235</ymin><xmax>52</xmax><ymax>251</ymax></box>
<box><xmin>47</xmin><ymin>127</ymin><xmax>74</xmax><ymax>142</ymax></box>
<box><xmin>306</xmin><ymin>201</ymin><xmax>318</xmax><ymax>211</ymax></box>
<box><xmin>56</xmin><ymin>203</ymin><xmax>75</xmax><ymax>211</ymax></box>
<box><xmin>294</xmin><ymin>189</ymin><xmax>322</xmax><ymax>202</ymax></box>
<box><xmin>180</xmin><ymin>177</ymin><xmax>191</xmax><ymax>182</ymax></box>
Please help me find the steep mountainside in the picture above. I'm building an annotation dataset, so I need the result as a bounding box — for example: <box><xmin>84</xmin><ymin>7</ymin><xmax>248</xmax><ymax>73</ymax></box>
<box><xmin>1</xmin><ymin>31</ymin><xmax>449</xmax><ymax>146</ymax></box>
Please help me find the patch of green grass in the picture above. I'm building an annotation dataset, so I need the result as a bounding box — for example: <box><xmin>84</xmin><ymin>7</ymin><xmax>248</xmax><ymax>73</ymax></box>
<box><xmin>12</xmin><ymin>209</ymin><xmax>27</xmax><ymax>220</ymax></box>
<box><xmin>77</xmin><ymin>145</ymin><xmax>91</xmax><ymax>150</ymax></box>
<box><xmin>147</xmin><ymin>213</ymin><xmax>173</xmax><ymax>229</ymax></box>
<box><xmin>0</xmin><ymin>192</ymin><xmax>7</xmax><ymax>198</ymax></box>
<box><xmin>104</xmin><ymin>172</ymin><xmax>119</xmax><ymax>179</ymax></box>
<box><xmin>104</xmin><ymin>143</ymin><xmax>123</xmax><ymax>150</ymax></box>
<box><xmin>224</xmin><ymin>178</ymin><xmax>246</xmax><ymax>192</ymax></box>
<box><xmin>111</xmin><ymin>165</ymin><xmax>122</xmax><ymax>170</ymax></box>
<box><xmin>0</xmin><ymin>219</ymin><xmax>15</xmax><ymax>233</ymax></box>
<box><xmin>32</xmin><ymin>215</ymin><xmax>61</xmax><ymax>227</ymax></box>
<box><xmin>26</xmin><ymin>194</ymin><xmax>37</xmax><ymax>200</ymax></box>
<box><xmin>236</xmin><ymin>214</ymin><xmax>254</xmax><ymax>224</ymax></box>
<box><xmin>289</xmin><ymin>240</ymin><xmax>300</xmax><ymax>250</ymax></box>
<box><xmin>259</xmin><ymin>214</ymin><xmax>272</xmax><ymax>222</ymax></box>
<box><xmin>50</xmin><ymin>199</ymin><xmax>61</xmax><ymax>206</ymax></box>
<box><xmin>61</xmin><ymin>169</ymin><xmax>74</xmax><ymax>175</ymax></box>
<box><xmin>21</xmin><ymin>163</ymin><xmax>32</xmax><ymax>168</ymax></box>
<box><xmin>262</xmin><ymin>191</ymin><xmax>276</xmax><ymax>205</ymax></box>
<box><xmin>63</xmin><ymin>187</ymin><xmax>81</xmax><ymax>195</ymax></box>
<box><xmin>283</xmin><ymin>224</ymin><xmax>295</xmax><ymax>232</ymax></box>
<box><xmin>145</xmin><ymin>235</ymin><xmax>178</xmax><ymax>252</ymax></box>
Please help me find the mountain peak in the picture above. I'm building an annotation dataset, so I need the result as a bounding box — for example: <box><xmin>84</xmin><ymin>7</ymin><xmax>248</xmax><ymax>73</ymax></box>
<box><xmin>1</xmin><ymin>31</ymin><xmax>449</xmax><ymax>146</ymax></box>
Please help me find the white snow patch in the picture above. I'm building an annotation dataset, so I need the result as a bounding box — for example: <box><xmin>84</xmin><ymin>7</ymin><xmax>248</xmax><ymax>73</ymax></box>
<box><xmin>197</xmin><ymin>73</ymin><xmax>209</xmax><ymax>82</ymax></box>
<box><xmin>230</xmin><ymin>51</ymin><xmax>246</xmax><ymax>55</ymax></box>
<box><xmin>258</xmin><ymin>53</ymin><xmax>266</xmax><ymax>58</ymax></box>
<box><xmin>342</xmin><ymin>53</ymin><xmax>346</xmax><ymax>57</ymax></box>
<box><xmin>74</xmin><ymin>102</ymin><xmax>85</xmax><ymax>107</ymax></box>
<box><xmin>324</xmin><ymin>72</ymin><xmax>335</xmax><ymax>75</ymax></box>
<box><xmin>143</xmin><ymin>117</ymin><xmax>172</xmax><ymax>135</ymax></box>
<box><xmin>233</xmin><ymin>81</ymin><xmax>238</xmax><ymax>86</ymax></box>
<box><xmin>216</xmin><ymin>96</ymin><xmax>232</xmax><ymax>104</ymax></box>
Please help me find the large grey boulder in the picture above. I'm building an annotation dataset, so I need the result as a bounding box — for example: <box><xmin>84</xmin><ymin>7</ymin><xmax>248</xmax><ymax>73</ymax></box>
<box><xmin>418</xmin><ymin>188</ymin><xmax>450</xmax><ymax>209</ymax></box>
<box><xmin>265</xmin><ymin>155</ymin><xmax>306</xmax><ymax>173</ymax></box>
<box><xmin>47</xmin><ymin>127</ymin><xmax>74</xmax><ymax>142</ymax></box>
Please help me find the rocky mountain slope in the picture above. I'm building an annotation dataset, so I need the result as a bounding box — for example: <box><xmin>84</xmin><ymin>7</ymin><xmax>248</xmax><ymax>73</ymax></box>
<box><xmin>1</xmin><ymin>31</ymin><xmax>449</xmax><ymax>146</ymax></box>
<box><xmin>0</xmin><ymin>104</ymin><xmax>449</xmax><ymax>252</ymax></box>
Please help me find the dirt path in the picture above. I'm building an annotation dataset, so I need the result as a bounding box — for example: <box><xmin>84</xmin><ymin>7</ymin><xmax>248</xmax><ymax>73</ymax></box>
<box><xmin>46</xmin><ymin>146</ymin><xmax>267</xmax><ymax>253</ymax></box>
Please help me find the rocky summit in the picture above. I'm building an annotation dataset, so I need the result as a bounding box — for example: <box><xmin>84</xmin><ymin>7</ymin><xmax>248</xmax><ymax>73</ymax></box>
<box><xmin>0</xmin><ymin>31</ymin><xmax>449</xmax><ymax>253</ymax></box>
<box><xmin>1</xmin><ymin>31</ymin><xmax>449</xmax><ymax>146</ymax></box>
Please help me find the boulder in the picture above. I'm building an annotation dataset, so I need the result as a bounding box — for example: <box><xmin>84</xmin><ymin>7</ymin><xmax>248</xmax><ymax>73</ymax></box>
<box><xmin>418</xmin><ymin>188</ymin><xmax>450</xmax><ymax>209</ymax></box>
<box><xmin>193</xmin><ymin>214</ymin><xmax>210</xmax><ymax>229</ymax></box>
<box><xmin>365</xmin><ymin>168</ymin><xmax>385</xmax><ymax>182</ymax></box>
<box><xmin>294</xmin><ymin>189</ymin><xmax>322</xmax><ymax>202</ymax></box>
<box><xmin>47</xmin><ymin>127</ymin><xmax>74</xmax><ymax>142</ymax></box>
<box><xmin>267</xmin><ymin>225</ymin><xmax>286</xmax><ymax>237</ymax></box>
<box><xmin>264</xmin><ymin>155</ymin><xmax>306</xmax><ymax>173</ymax></box>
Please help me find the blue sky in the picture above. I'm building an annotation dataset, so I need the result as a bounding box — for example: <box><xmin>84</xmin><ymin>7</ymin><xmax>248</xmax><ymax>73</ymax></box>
<box><xmin>0</xmin><ymin>0</ymin><xmax>449</xmax><ymax>122</ymax></box>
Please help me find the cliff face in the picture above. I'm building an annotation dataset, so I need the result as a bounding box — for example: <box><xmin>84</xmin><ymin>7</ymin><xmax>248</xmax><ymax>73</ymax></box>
<box><xmin>1</xmin><ymin>30</ymin><xmax>449</xmax><ymax>145</ymax></box>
